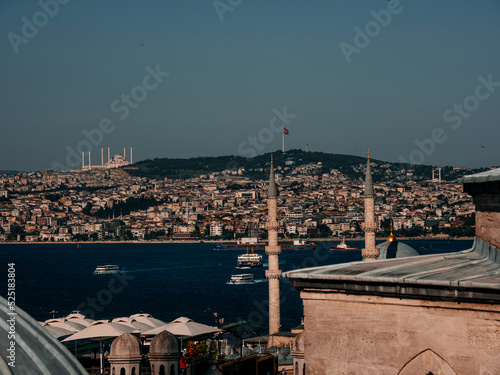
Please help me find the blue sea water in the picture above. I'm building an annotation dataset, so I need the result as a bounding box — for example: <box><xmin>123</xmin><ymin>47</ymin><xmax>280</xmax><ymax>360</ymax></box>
<box><xmin>0</xmin><ymin>240</ymin><xmax>473</xmax><ymax>331</ymax></box>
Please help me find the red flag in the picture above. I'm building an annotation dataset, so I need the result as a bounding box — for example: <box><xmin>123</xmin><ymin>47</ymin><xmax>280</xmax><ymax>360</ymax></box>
<box><xmin>283</xmin><ymin>127</ymin><xmax>289</xmax><ymax>135</ymax></box>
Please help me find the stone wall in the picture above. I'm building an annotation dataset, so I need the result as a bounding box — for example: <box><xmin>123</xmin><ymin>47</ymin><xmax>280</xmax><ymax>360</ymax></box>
<box><xmin>301</xmin><ymin>291</ymin><xmax>500</xmax><ymax>375</ymax></box>
<box><xmin>476</xmin><ymin>210</ymin><xmax>500</xmax><ymax>249</ymax></box>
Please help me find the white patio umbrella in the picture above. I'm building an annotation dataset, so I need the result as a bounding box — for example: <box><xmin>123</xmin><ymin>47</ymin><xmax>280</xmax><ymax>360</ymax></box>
<box><xmin>129</xmin><ymin>313</ymin><xmax>167</xmax><ymax>328</ymax></box>
<box><xmin>43</xmin><ymin>325</ymin><xmax>75</xmax><ymax>340</ymax></box>
<box><xmin>112</xmin><ymin>317</ymin><xmax>154</xmax><ymax>332</ymax></box>
<box><xmin>66</xmin><ymin>313</ymin><xmax>95</xmax><ymax>327</ymax></box>
<box><xmin>44</xmin><ymin>318</ymin><xmax>86</xmax><ymax>332</ymax></box>
<box><xmin>142</xmin><ymin>316</ymin><xmax>220</xmax><ymax>337</ymax></box>
<box><xmin>63</xmin><ymin>321</ymin><xmax>137</xmax><ymax>374</ymax></box>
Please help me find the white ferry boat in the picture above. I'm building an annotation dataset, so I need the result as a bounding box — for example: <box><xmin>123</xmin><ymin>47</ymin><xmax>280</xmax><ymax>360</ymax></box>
<box><xmin>227</xmin><ymin>274</ymin><xmax>254</xmax><ymax>285</ymax></box>
<box><xmin>237</xmin><ymin>252</ymin><xmax>263</xmax><ymax>268</ymax></box>
<box><xmin>93</xmin><ymin>265</ymin><xmax>120</xmax><ymax>274</ymax></box>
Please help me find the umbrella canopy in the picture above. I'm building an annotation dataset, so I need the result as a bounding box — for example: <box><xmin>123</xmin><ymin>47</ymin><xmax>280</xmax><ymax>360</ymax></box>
<box><xmin>66</xmin><ymin>313</ymin><xmax>94</xmax><ymax>327</ymax></box>
<box><xmin>62</xmin><ymin>322</ymin><xmax>136</xmax><ymax>342</ymax></box>
<box><xmin>112</xmin><ymin>317</ymin><xmax>154</xmax><ymax>332</ymax></box>
<box><xmin>129</xmin><ymin>313</ymin><xmax>167</xmax><ymax>328</ymax></box>
<box><xmin>44</xmin><ymin>318</ymin><xmax>86</xmax><ymax>332</ymax></box>
<box><xmin>142</xmin><ymin>317</ymin><xmax>220</xmax><ymax>337</ymax></box>
<box><xmin>43</xmin><ymin>325</ymin><xmax>75</xmax><ymax>340</ymax></box>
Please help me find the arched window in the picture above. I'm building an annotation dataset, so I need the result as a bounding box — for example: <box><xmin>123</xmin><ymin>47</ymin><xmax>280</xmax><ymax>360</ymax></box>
<box><xmin>170</xmin><ymin>363</ymin><xmax>176</xmax><ymax>375</ymax></box>
<box><xmin>160</xmin><ymin>364</ymin><xmax>166</xmax><ymax>375</ymax></box>
<box><xmin>295</xmin><ymin>362</ymin><xmax>299</xmax><ymax>375</ymax></box>
<box><xmin>112</xmin><ymin>367</ymin><xmax>115</xmax><ymax>375</ymax></box>
<box><xmin>303</xmin><ymin>363</ymin><xmax>305</xmax><ymax>375</ymax></box>
<box><xmin>120</xmin><ymin>368</ymin><xmax>126</xmax><ymax>375</ymax></box>
<box><xmin>132</xmin><ymin>367</ymin><xmax>137</xmax><ymax>375</ymax></box>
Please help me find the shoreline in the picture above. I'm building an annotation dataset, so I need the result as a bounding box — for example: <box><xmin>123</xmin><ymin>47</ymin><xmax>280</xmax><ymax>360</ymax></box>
<box><xmin>0</xmin><ymin>237</ymin><xmax>475</xmax><ymax>245</ymax></box>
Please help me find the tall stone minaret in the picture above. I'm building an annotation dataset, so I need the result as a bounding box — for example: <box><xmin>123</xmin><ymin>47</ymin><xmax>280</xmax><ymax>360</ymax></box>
<box><xmin>266</xmin><ymin>154</ymin><xmax>281</xmax><ymax>335</ymax></box>
<box><xmin>362</xmin><ymin>150</ymin><xmax>379</xmax><ymax>261</ymax></box>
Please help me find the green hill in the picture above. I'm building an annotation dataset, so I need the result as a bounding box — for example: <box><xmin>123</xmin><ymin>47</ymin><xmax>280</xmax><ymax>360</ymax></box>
<box><xmin>123</xmin><ymin>149</ymin><xmax>487</xmax><ymax>182</ymax></box>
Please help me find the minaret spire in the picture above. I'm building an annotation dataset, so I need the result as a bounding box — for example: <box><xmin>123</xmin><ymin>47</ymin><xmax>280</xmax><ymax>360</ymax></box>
<box><xmin>362</xmin><ymin>149</ymin><xmax>379</xmax><ymax>261</ymax></box>
<box><xmin>266</xmin><ymin>154</ymin><xmax>281</xmax><ymax>336</ymax></box>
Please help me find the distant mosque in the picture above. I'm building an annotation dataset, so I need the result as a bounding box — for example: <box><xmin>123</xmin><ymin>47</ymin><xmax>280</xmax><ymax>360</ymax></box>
<box><xmin>81</xmin><ymin>146</ymin><xmax>133</xmax><ymax>171</ymax></box>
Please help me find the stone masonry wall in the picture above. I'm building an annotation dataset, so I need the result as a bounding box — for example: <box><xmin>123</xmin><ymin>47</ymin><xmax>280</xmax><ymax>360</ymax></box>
<box><xmin>301</xmin><ymin>291</ymin><xmax>500</xmax><ymax>375</ymax></box>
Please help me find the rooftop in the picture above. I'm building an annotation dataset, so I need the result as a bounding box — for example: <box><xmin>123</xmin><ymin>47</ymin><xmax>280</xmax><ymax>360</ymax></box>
<box><xmin>462</xmin><ymin>166</ymin><xmax>500</xmax><ymax>183</ymax></box>
<box><xmin>285</xmin><ymin>237</ymin><xmax>500</xmax><ymax>303</ymax></box>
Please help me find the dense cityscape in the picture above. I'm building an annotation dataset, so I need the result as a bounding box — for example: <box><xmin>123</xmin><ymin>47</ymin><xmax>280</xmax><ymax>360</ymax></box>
<box><xmin>0</xmin><ymin>153</ymin><xmax>479</xmax><ymax>243</ymax></box>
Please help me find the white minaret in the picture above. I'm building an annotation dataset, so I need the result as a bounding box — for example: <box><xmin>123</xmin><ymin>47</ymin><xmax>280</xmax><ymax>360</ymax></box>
<box><xmin>108</xmin><ymin>147</ymin><xmax>110</xmax><ymax>163</ymax></box>
<box><xmin>266</xmin><ymin>154</ymin><xmax>282</xmax><ymax>335</ymax></box>
<box><xmin>101</xmin><ymin>148</ymin><xmax>104</xmax><ymax>165</ymax></box>
<box><xmin>82</xmin><ymin>152</ymin><xmax>84</xmax><ymax>170</ymax></box>
<box><xmin>130</xmin><ymin>147</ymin><xmax>133</xmax><ymax>163</ymax></box>
<box><xmin>123</xmin><ymin>147</ymin><xmax>126</xmax><ymax>158</ymax></box>
<box><xmin>362</xmin><ymin>150</ymin><xmax>378</xmax><ymax>261</ymax></box>
<box><xmin>88</xmin><ymin>151</ymin><xmax>91</xmax><ymax>170</ymax></box>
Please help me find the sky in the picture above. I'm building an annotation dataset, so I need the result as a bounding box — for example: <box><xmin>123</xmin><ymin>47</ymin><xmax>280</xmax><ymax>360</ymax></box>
<box><xmin>1</xmin><ymin>0</ymin><xmax>499</xmax><ymax>171</ymax></box>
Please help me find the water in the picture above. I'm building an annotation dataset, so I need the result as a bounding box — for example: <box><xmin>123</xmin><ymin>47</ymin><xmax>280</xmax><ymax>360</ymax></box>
<box><xmin>0</xmin><ymin>240</ymin><xmax>472</xmax><ymax>331</ymax></box>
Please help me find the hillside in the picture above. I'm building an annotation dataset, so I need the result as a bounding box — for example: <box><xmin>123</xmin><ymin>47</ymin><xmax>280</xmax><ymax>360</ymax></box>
<box><xmin>123</xmin><ymin>149</ymin><xmax>486</xmax><ymax>182</ymax></box>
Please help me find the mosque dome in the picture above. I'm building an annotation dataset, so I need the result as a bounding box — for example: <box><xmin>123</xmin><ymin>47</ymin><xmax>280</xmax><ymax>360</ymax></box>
<box><xmin>292</xmin><ymin>332</ymin><xmax>304</xmax><ymax>354</ymax></box>
<box><xmin>377</xmin><ymin>240</ymin><xmax>419</xmax><ymax>259</ymax></box>
<box><xmin>376</xmin><ymin>219</ymin><xmax>419</xmax><ymax>260</ymax></box>
<box><xmin>0</xmin><ymin>297</ymin><xmax>88</xmax><ymax>375</ymax></box>
<box><xmin>149</xmin><ymin>330</ymin><xmax>178</xmax><ymax>355</ymax></box>
<box><xmin>109</xmin><ymin>333</ymin><xmax>141</xmax><ymax>358</ymax></box>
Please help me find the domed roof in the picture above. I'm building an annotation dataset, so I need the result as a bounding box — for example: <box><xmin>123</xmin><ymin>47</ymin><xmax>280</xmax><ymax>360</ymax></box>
<box><xmin>376</xmin><ymin>239</ymin><xmax>419</xmax><ymax>260</ymax></box>
<box><xmin>0</xmin><ymin>296</ymin><xmax>88</xmax><ymax>375</ymax></box>
<box><xmin>293</xmin><ymin>332</ymin><xmax>304</xmax><ymax>353</ymax></box>
<box><xmin>110</xmin><ymin>333</ymin><xmax>141</xmax><ymax>358</ymax></box>
<box><xmin>149</xmin><ymin>330</ymin><xmax>179</xmax><ymax>354</ymax></box>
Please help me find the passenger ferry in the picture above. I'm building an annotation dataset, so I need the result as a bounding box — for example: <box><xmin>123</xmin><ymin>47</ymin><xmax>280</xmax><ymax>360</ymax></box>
<box><xmin>237</xmin><ymin>248</ymin><xmax>263</xmax><ymax>268</ymax></box>
<box><xmin>227</xmin><ymin>274</ymin><xmax>254</xmax><ymax>285</ymax></box>
<box><xmin>93</xmin><ymin>265</ymin><xmax>120</xmax><ymax>274</ymax></box>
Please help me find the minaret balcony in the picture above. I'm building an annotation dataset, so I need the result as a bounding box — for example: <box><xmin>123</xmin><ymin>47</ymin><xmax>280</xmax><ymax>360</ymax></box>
<box><xmin>265</xmin><ymin>221</ymin><xmax>281</xmax><ymax>231</ymax></box>
<box><xmin>265</xmin><ymin>246</ymin><xmax>281</xmax><ymax>255</ymax></box>
<box><xmin>362</xmin><ymin>222</ymin><xmax>378</xmax><ymax>232</ymax></box>
<box><xmin>266</xmin><ymin>269</ymin><xmax>282</xmax><ymax>279</ymax></box>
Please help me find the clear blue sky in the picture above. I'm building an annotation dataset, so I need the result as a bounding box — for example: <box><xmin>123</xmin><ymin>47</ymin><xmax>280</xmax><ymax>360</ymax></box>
<box><xmin>1</xmin><ymin>0</ymin><xmax>499</xmax><ymax>171</ymax></box>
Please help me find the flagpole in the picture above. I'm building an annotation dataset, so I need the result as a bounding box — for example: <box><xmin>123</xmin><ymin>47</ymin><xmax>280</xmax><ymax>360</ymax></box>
<box><xmin>282</xmin><ymin>126</ymin><xmax>285</xmax><ymax>153</ymax></box>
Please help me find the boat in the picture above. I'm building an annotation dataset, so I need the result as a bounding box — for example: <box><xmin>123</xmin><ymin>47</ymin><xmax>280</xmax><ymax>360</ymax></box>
<box><xmin>420</xmin><ymin>244</ymin><xmax>432</xmax><ymax>250</ymax></box>
<box><xmin>93</xmin><ymin>265</ymin><xmax>120</xmax><ymax>274</ymax></box>
<box><xmin>284</xmin><ymin>239</ymin><xmax>316</xmax><ymax>250</ymax></box>
<box><xmin>331</xmin><ymin>237</ymin><xmax>357</xmax><ymax>251</ymax></box>
<box><xmin>237</xmin><ymin>249</ymin><xmax>263</xmax><ymax>268</ymax></box>
<box><xmin>227</xmin><ymin>274</ymin><xmax>254</xmax><ymax>284</ymax></box>
<box><xmin>214</xmin><ymin>237</ymin><xmax>316</xmax><ymax>251</ymax></box>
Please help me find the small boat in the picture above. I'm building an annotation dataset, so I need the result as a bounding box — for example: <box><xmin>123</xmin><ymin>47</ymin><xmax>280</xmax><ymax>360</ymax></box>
<box><xmin>213</xmin><ymin>244</ymin><xmax>227</xmax><ymax>250</ymax></box>
<box><xmin>282</xmin><ymin>240</ymin><xmax>317</xmax><ymax>250</ymax></box>
<box><xmin>227</xmin><ymin>274</ymin><xmax>254</xmax><ymax>285</ymax></box>
<box><xmin>331</xmin><ymin>237</ymin><xmax>357</xmax><ymax>251</ymax></box>
<box><xmin>93</xmin><ymin>265</ymin><xmax>120</xmax><ymax>274</ymax></box>
<box><xmin>420</xmin><ymin>244</ymin><xmax>432</xmax><ymax>250</ymax></box>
